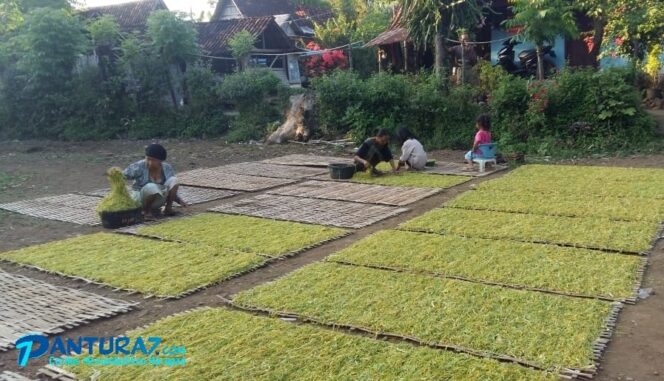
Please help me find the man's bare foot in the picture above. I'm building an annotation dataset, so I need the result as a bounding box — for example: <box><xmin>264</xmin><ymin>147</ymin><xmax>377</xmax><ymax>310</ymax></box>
<box><xmin>174</xmin><ymin>195</ymin><xmax>188</xmax><ymax>207</ymax></box>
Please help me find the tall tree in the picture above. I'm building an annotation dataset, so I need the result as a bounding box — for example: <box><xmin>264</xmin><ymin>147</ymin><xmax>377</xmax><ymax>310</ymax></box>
<box><xmin>400</xmin><ymin>0</ymin><xmax>488</xmax><ymax>76</ymax></box>
<box><xmin>504</xmin><ymin>0</ymin><xmax>578</xmax><ymax>80</ymax></box>
<box><xmin>601</xmin><ymin>0</ymin><xmax>663</xmax><ymax>61</ymax></box>
<box><xmin>18</xmin><ymin>0</ymin><xmax>72</xmax><ymax>12</ymax></box>
<box><xmin>228</xmin><ymin>30</ymin><xmax>256</xmax><ymax>71</ymax></box>
<box><xmin>146</xmin><ymin>10</ymin><xmax>199</xmax><ymax>108</ymax></box>
<box><xmin>576</xmin><ymin>0</ymin><xmax>610</xmax><ymax>63</ymax></box>
<box><xmin>0</xmin><ymin>0</ymin><xmax>23</xmax><ymax>35</ymax></box>
<box><xmin>15</xmin><ymin>8</ymin><xmax>87</xmax><ymax>90</ymax></box>
<box><xmin>4</xmin><ymin>7</ymin><xmax>87</xmax><ymax>136</ymax></box>
<box><xmin>87</xmin><ymin>15</ymin><xmax>122</xmax><ymax>80</ymax></box>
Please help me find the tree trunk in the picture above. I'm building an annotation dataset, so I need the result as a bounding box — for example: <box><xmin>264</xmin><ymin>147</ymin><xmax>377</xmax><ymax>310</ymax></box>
<box><xmin>434</xmin><ymin>30</ymin><xmax>445</xmax><ymax>77</ymax></box>
<box><xmin>238</xmin><ymin>56</ymin><xmax>250</xmax><ymax>72</ymax></box>
<box><xmin>164</xmin><ymin>64</ymin><xmax>178</xmax><ymax>109</ymax></box>
<box><xmin>536</xmin><ymin>46</ymin><xmax>544</xmax><ymax>80</ymax></box>
<box><xmin>590</xmin><ymin>19</ymin><xmax>606</xmax><ymax>66</ymax></box>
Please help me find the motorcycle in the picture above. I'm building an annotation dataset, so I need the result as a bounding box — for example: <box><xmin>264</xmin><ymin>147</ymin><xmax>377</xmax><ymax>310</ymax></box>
<box><xmin>496</xmin><ymin>38</ymin><xmax>557</xmax><ymax>78</ymax></box>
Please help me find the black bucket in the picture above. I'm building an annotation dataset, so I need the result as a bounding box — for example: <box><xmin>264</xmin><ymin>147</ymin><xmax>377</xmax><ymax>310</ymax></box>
<box><xmin>328</xmin><ymin>163</ymin><xmax>356</xmax><ymax>180</ymax></box>
<box><xmin>100</xmin><ymin>207</ymin><xmax>144</xmax><ymax>229</ymax></box>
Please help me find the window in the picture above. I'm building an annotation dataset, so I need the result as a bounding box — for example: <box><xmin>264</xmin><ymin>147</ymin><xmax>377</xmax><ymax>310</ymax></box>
<box><xmin>249</xmin><ymin>55</ymin><xmax>285</xmax><ymax>69</ymax></box>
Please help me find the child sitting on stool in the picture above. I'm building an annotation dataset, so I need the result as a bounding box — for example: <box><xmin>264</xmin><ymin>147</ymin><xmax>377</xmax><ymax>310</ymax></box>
<box><xmin>464</xmin><ymin>114</ymin><xmax>492</xmax><ymax>170</ymax></box>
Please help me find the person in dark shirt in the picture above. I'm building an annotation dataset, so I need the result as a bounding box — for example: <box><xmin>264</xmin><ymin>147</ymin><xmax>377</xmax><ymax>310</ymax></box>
<box><xmin>449</xmin><ymin>33</ymin><xmax>478</xmax><ymax>85</ymax></box>
<box><xmin>123</xmin><ymin>143</ymin><xmax>187</xmax><ymax>218</ymax></box>
<box><xmin>354</xmin><ymin>128</ymin><xmax>397</xmax><ymax>175</ymax></box>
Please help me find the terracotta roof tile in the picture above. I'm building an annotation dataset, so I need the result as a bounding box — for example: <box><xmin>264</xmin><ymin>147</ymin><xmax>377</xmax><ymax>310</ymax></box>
<box><xmin>81</xmin><ymin>0</ymin><xmax>168</xmax><ymax>32</ymax></box>
<box><xmin>197</xmin><ymin>16</ymin><xmax>273</xmax><ymax>55</ymax></box>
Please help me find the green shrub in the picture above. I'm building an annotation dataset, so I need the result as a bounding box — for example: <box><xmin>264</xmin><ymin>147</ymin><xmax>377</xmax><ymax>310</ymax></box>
<box><xmin>311</xmin><ymin>70</ymin><xmax>363</xmax><ymax>137</ymax></box>
<box><xmin>313</xmin><ymin>71</ymin><xmax>479</xmax><ymax>149</ymax></box>
<box><xmin>346</xmin><ymin>73</ymin><xmax>411</xmax><ymax>141</ymax></box>
<box><xmin>218</xmin><ymin>69</ymin><xmax>287</xmax><ymax>142</ymax></box>
<box><xmin>478</xmin><ymin>61</ymin><xmax>509</xmax><ymax>96</ymax></box>
<box><xmin>487</xmin><ymin>66</ymin><xmax>656</xmax><ymax>156</ymax></box>
<box><xmin>541</xmin><ymin>68</ymin><xmax>654</xmax><ymax>152</ymax></box>
<box><xmin>489</xmin><ymin>74</ymin><xmax>529</xmax><ymax>142</ymax></box>
<box><xmin>430</xmin><ymin>85</ymin><xmax>481</xmax><ymax>149</ymax></box>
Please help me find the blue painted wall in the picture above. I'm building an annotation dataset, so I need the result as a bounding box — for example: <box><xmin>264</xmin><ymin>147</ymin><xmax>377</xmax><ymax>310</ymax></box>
<box><xmin>490</xmin><ymin>29</ymin><xmax>566</xmax><ymax>68</ymax></box>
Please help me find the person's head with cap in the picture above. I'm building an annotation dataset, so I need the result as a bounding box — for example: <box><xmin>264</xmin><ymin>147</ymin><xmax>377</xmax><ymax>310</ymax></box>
<box><xmin>375</xmin><ymin>128</ymin><xmax>391</xmax><ymax>146</ymax></box>
<box><xmin>145</xmin><ymin>143</ymin><xmax>166</xmax><ymax>170</ymax></box>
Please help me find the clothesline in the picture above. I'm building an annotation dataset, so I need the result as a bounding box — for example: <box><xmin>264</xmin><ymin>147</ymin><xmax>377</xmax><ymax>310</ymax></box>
<box><xmin>445</xmin><ymin>33</ymin><xmax>523</xmax><ymax>45</ymax></box>
<box><xmin>191</xmin><ymin>41</ymin><xmax>364</xmax><ymax>61</ymax></box>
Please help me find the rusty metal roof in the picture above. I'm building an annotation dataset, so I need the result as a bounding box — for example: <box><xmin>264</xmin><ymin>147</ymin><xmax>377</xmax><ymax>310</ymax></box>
<box><xmin>80</xmin><ymin>0</ymin><xmax>168</xmax><ymax>32</ymax></box>
<box><xmin>364</xmin><ymin>27</ymin><xmax>409</xmax><ymax>47</ymax></box>
<box><xmin>364</xmin><ymin>6</ymin><xmax>408</xmax><ymax>47</ymax></box>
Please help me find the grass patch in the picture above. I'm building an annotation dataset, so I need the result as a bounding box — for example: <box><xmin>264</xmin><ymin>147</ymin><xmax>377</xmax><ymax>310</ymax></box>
<box><xmin>478</xmin><ymin>173</ymin><xmax>664</xmax><ymax>200</ymax></box>
<box><xmin>511</xmin><ymin>164</ymin><xmax>664</xmax><ymax>183</ymax></box>
<box><xmin>399</xmin><ymin>208</ymin><xmax>658</xmax><ymax>253</ymax></box>
<box><xmin>67</xmin><ymin>308</ymin><xmax>554</xmax><ymax>381</ymax></box>
<box><xmin>0</xmin><ymin>172</ymin><xmax>13</xmax><ymax>190</ymax></box>
<box><xmin>449</xmin><ymin>189</ymin><xmax>664</xmax><ymax>222</ymax></box>
<box><xmin>0</xmin><ymin>171</ymin><xmax>28</xmax><ymax>192</ymax></box>
<box><xmin>0</xmin><ymin>233</ymin><xmax>266</xmax><ymax>297</ymax></box>
<box><xmin>136</xmin><ymin>213</ymin><xmax>347</xmax><ymax>257</ymax></box>
<box><xmin>234</xmin><ymin>262</ymin><xmax>612</xmax><ymax>370</ymax></box>
<box><xmin>351</xmin><ymin>162</ymin><xmax>470</xmax><ymax>188</ymax></box>
<box><xmin>328</xmin><ymin>230</ymin><xmax>642</xmax><ymax>300</ymax></box>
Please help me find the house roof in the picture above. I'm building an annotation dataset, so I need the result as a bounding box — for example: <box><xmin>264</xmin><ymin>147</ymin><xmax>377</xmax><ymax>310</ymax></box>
<box><xmin>197</xmin><ymin>16</ymin><xmax>293</xmax><ymax>55</ymax></box>
<box><xmin>80</xmin><ymin>0</ymin><xmax>168</xmax><ymax>32</ymax></box>
<box><xmin>364</xmin><ymin>7</ymin><xmax>408</xmax><ymax>47</ymax></box>
<box><xmin>364</xmin><ymin>27</ymin><xmax>408</xmax><ymax>47</ymax></box>
<box><xmin>212</xmin><ymin>0</ymin><xmax>333</xmax><ymax>25</ymax></box>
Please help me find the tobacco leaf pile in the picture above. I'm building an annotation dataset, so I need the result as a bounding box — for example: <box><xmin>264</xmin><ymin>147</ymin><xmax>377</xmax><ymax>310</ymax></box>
<box><xmin>0</xmin><ymin>233</ymin><xmax>266</xmax><ymax>297</ymax></box>
<box><xmin>327</xmin><ymin>230</ymin><xmax>642</xmax><ymax>300</ymax></box>
<box><xmin>96</xmin><ymin>167</ymin><xmax>140</xmax><ymax>214</ymax></box>
<box><xmin>67</xmin><ymin>308</ymin><xmax>555</xmax><ymax>381</ymax></box>
<box><xmin>136</xmin><ymin>213</ymin><xmax>348</xmax><ymax>257</ymax></box>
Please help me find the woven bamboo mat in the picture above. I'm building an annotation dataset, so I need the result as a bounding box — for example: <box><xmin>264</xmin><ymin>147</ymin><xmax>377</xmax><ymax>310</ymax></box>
<box><xmin>0</xmin><ymin>270</ymin><xmax>136</xmax><ymax>351</ymax></box>
<box><xmin>424</xmin><ymin>162</ymin><xmax>508</xmax><ymax>177</ymax></box>
<box><xmin>178</xmin><ymin>169</ymin><xmax>296</xmax><ymax>191</ymax></box>
<box><xmin>83</xmin><ymin>185</ymin><xmax>240</xmax><ymax>205</ymax></box>
<box><xmin>0</xmin><ymin>194</ymin><xmax>101</xmax><ymax>225</ymax></box>
<box><xmin>0</xmin><ymin>372</ymin><xmax>36</xmax><ymax>381</ymax></box>
<box><xmin>209</xmin><ymin>194</ymin><xmax>408</xmax><ymax>228</ymax></box>
<box><xmin>268</xmin><ymin>180</ymin><xmax>441</xmax><ymax>206</ymax></box>
<box><xmin>261</xmin><ymin>154</ymin><xmax>354</xmax><ymax>167</ymax></box>
<box><xmin>217</xmin><ymin>162</ymin><xmax>327</xmax><ymax>179</ymax></box>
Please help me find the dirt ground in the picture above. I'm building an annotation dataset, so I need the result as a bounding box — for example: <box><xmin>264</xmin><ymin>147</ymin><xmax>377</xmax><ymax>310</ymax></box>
<box><xmin>0</xmin><ymin>139</ymin><xmax>661</xmax><ymax>380</ymax></box>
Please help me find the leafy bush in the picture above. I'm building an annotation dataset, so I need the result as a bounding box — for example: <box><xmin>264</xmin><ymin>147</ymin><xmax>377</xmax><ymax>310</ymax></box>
<box><xmin>487</xmin><ymin>66</ymin><xmax>655</xmax><ymax>156</ymax></box>
<box><xmin>311</xmin><ymin>70</ymin><xmax>363</xmax><ymax>137</ymax></box>
<box><xmin>345</xmin><ymin>73</ymin><xmax>411</xmax><ymax>141</ymax></box>
<box><xmin>218</xmin><ymin>69</ymin><xmax>288</xmax><ymax>142</ymax></box>
<box><xmin>477</xmin><ymin>61</ymin><xmax>508</xmax><ymax>96</ymax></box>
<box><xmin>430</xmin><ymin>85</ymin><xmax>482</xmax><ymax>149</ymax></box>
<box><xmin>313</xmin><ymin>71</ymin><xmax>479</xmax><ymax>149</ymax></box>
<box><xmin>489</xmin><ymin>74</ymin><xmax>529</xmax><ymax>141</ymax></box>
